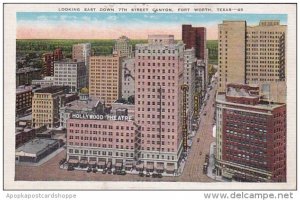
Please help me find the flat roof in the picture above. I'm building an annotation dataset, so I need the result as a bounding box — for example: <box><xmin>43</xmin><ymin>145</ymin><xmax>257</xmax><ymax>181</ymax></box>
<box><xmin>16</xmin><ymin>138</ymin><xmax>58</xmax><ymax>154</ymax></box>
<box><xmin>227</xmin><ymin>86</ymin><xmax>257</xmax><ymax>99</ymax></box>
<box><xmin>216</xmin><ymin>94</ymin><xmax>284</xmax><ymax>110</ymax></box>
<box><xmin>18</xmin><ymin>114</ymin><xmax>32</xmax><ymax>121</ymax></box>
<box><xmin>65</xmin><ymin>98</ymin><xmax>101</xmax><ymax>111</ymax></box>
<box><xmin>34</xmin><ymin>86</ymin><xmax>66</xmax><ymax>94</ymax></box>
<box><xmin>16</xmin><ymin>67</ymin><xmax>41</xmax><ymax>74</ymax></box>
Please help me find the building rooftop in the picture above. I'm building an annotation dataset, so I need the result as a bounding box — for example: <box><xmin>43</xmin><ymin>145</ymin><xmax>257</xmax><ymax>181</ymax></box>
<box><xmin>65</xmin><ymin>98</ymin><xmax>101</xmax><ymax>111</ymax></box>
<box><xmin>16</xmin><ymin>67</ymin><xmax>41</xmax><ymax>74</ymax></box>
<box><xmin>54</xmin><ymin>59</ymin><xmax>84</xmax><ymax>64</ymax></box>
<box><xmin>34</xmin><ymin>86</ymin><xmax>67</xmax><ymax>94</ymax></box>
<box><xmin>16</xmin><ymin>85</ymin><xmax>33</xmax><ymax>94</ymax></box>
<box><xmin>15</xmin><ymin>127</ymin><xmax>33</xmax><ymax>135</ymax></box>
<box><xmin>17</xmin><ymin>114</ymin><xmax>32</xmax><ymax>121</ymax></box>
<box><xmin>16</xmin><ymin>138</ymin><xmax>58</xmax><ymax>154</ymax></box>
<box><xmin>227</xmin><ymin>86</ymin><xmax>257</xmax><ymax>99</ymax></box>
<box><xmin>216</xmin><ymin>93</ymin><xmax>284</xmax><ymax>110</ymax></box>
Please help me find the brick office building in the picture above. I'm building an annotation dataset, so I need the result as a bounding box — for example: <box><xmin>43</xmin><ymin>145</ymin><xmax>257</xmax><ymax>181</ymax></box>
<box><xmin>42</xmin><ymin>48</ymin><xmax>64</xmax><ymax>77</ymax></box>
<box><xmin>215</xmin><ymin>83</ymin><xmax>286</xmax><ymax>182</ymax></box>
<box><xmin>182</xmin><ymin>25</ymin><xmax>206</xmax><ymax>60</ymax></box>
<box><xmin>66</xmin><ymin>112</ymin><xmax>141</xmax><ymax>170</ymax></box>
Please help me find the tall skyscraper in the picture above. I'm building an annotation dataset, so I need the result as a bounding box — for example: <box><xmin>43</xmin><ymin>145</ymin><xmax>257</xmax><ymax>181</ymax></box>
<box><xmin>182</xmin><ymin>25</ymin><xmax>206</xmax><ymax>60</ymax></box>
<box><xmin>182</xmin><ymin>25</ymin><xmax>209</xmax><ymax>102</ymax></box>
<box><xmin>215</xmin><ymin>83</ymin><xmax>286</xmax><ymax>182</ymax></box>
<box><xmin>89</xmin><ymin>52</ymin><xmax>122</xmax><ymax>107</ymax></box>
<box><xmin>42</xmin><ymin>48</ymin><xmax>63</xmax><ymax>77</ymax></box>
<box><xmin>183</xmin><ymin>48</ymin><xmax>197</xmax><ymax>133</ymax></box>
<box><xmin>113</xmin><ymin>36</ymin><xmax>133</xmax><ymax>58</ymax></box>
<box><xmin>134</xmin><ymin>35</ymin><xmax>185</xmax><ymax>172</ymax></box>
<box><xmin>53</xmin><ymin>60</ymin><xmax>86</xmax><ymax>93</ymax></box>
<box><xmin>72</xmin><ymin>43</ymin><xmax>91</xmax><ymax>87</ymax></box>
<box><xmin>218</xmin><ymin>20</ymin><xmax>286</xmax><ymax>103</ymax></box>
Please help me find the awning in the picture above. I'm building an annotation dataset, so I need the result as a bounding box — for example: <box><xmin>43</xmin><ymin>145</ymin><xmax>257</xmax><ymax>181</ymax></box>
<box><xmin>136</xmin><ymin>163</ymin><xmax>144</xmax><ymax>169</ymax></box>
<box><xmin>68</xmin><ymin>159</ymin><xmax>78</xmax><ymax>164</ymax></box>
<box><xmin>98</xmin><ymin>161</ymin><xmax>106</xmax><ymax>166</ymax></box>
<box><xmin>115</xmin><ymin>162</ymin><xmax>123</xmax><ymax>168</ymax></box>
<box><xmin>146</xmin><ymin>162</ymin><xmax>154</xmax><ymax>170</ymax></box>
<box><xmin>156</xmin><ymin>163</ymin><xmax>164</xmax><ymax>170</ymax></box>
<box><xmin>107</xmin><ymin>161</ymin><xmax>112</xmax><ymax>168</ymax></box>
<box><xmin>89</xmin><ymin>160</ymin><xmax>97</xmax><ymax>165</ymax></box>
<box><xmin>166</xmin><ymin>164</ymin><xmax>175</xmax><ymax>172</ymax></box>
<box><xmin>125</xmin><ymin>163</ymin><xmax>133</xmax><ymax>168</ymax></box>
<box><xmin>80</xmin><ymin>159</ymin><xmax>88</xmax><ymax>164</ymax></box>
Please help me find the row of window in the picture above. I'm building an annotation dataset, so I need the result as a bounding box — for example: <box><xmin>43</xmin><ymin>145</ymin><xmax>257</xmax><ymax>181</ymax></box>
<box><xmin>69</xmin><ymin>123</ymin><xmax>135</xmax><ymax>130</ymax></box>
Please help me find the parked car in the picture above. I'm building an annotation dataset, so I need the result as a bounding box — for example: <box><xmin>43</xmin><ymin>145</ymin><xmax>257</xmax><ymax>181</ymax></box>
<box><xmin>157</xmin><ymin>173</ymin><xmax>163</xmax><ymax>178</ymax></box>
<box><xmin>59</xmin><ymin>158</ymin><xmax>66</xmax><ymax>165</ymax></box>
<box><xmin>102</xmin><ymin>169</ymin><xmax>107</xmax><ymax>174</ymax></box>
<box><xmin>119</xmin><ymin>171</ymin><xmax>126</xmax><ymax>175</ymax></box>
<box><xmin>87</xmin><ymin>167</ymin><xmax>92</xmax><ymax>173</ymax></box>
<box><xmin>146</xmin><ymin>172</ymin><xmax>151</xmax><ymax>177</ymax></box>
<box><xmin>92</xmin><ymin>168</ymin><xmax>97</xmax><ymax>173</ymax></box>
<box><xmin>67</xmin><ymin>165</ymin><xmax>74</xmax><ymax>171</ymax></box>
<box><xmin>152</xmin><ymin>173</ymin><xmax>158</xmax><ymax>178</ymax></box>
<box><xmin>139</xmin><ymin>172</ymin><xmax>144</xmax><ymax>177</ymax></box>
<box><xmin>107</xmin><ymin>170</ymin><xmax>112</xmax><ymax>174</ymax></box>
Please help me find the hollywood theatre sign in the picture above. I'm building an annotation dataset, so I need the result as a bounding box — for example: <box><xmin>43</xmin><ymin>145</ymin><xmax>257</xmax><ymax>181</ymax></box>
<box><xmin>71</xmin><ymin>113</ymin><xmax>133</xmax><ymax>121</ymax></box>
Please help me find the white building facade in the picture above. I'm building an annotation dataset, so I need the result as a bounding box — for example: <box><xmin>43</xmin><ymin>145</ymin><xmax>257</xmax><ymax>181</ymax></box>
<box><xmin>113</xmin><ymin>36</ymin><xmax>133</xmax><ymax>58</ymax></box>
<box><xmin>183</xmin><ymin>48</ymin><xmax>197</xmax><ymax>133</ymax></box>
<box><xmin>54</xmin><ymin>60</ymin><xmax>86</xmax><ymax>93</ymax></box>
<box><xmin>122</xmin><ymin>58</ymin><xmax>135</xmax><ymax>99</ymax></box>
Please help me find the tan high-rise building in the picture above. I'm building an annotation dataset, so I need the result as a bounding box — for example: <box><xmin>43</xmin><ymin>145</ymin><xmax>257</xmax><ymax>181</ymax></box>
<box><xmin>32</xmin><ymin>86</ymin><xmax>67</xmax><ymax>129</ymax></box>
<box><xmin>113</xmin><ymin>36</ymin><xmax>132</xmax><ymax>58</ymax></box>
<box><xmin>218</xmin><ymin>21</ymin><xmax>246</xmax><ymax>93</ymax></box>
<box><xmin>89</xmin><ymin>53</ymin><xmax>122</xmax><ymax>106</ymax></box>
<box><xmin>218</xmin><ymin>20</ymin><xmax>286</xmax><ymax>103</ymax></box>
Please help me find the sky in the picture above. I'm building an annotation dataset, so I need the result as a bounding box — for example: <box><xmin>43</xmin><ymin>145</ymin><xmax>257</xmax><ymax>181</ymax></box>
<box><xmin>17</xmin><ymin>12</ymin><xmax>287</xmax><ymax>40</ymax></box>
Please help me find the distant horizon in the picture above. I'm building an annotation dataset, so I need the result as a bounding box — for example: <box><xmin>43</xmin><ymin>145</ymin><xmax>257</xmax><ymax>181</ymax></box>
<box><xmin>16</xmin><ymin>38</ymin><xmax>218</xmax><ymax>41</ymax></box>
<box><xmin>17</xmin><ymin>12</ymin><xmax>287</xmax><ymax>40</ymax></box>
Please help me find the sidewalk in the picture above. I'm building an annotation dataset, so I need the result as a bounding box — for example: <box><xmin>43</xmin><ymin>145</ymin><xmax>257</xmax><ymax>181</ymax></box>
<box><xmin>206</xmin><ymin>142</ymin><xmax>227</xmax><ymax>182</ymax></box>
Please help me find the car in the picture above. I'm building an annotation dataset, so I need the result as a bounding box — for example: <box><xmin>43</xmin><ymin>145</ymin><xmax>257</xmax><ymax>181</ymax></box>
<box><xmin>152</xmin><ymin>173</ymin><xmax>158</xmax><ymax>178</ymax></box>
<box><xmin>107</xmin><ymin>170</ymin><xmax>112</xmax><ymax>174</ymax></box>
<box><xmin>146</xmin><ymin>172</ymin><xmax>151</xmax><ymax>177</ymax></box>
<box><xmin>120</xmin><ymin>171</ymin><xmax>126</xmax><ymax>175</ymax></box>
<box><xmin>102</xmin><ymin>169</ymin><xmax>107</xmax><ymax>174</ymax></box>
<box><xmin>157</xmin><ymin>173</ymin><xmax>163</xmax><ymax>178</ymax></box>
<box><xmin>113</xmin><ymin>170</ymin><xmax>117</xmax><ymax>175</ymax></box>
<box><xmin>59</xmin><ymin>158</ymin><xmax>66</xmax><ymax>165</ymax></box>
<box><xmin>92</xmin><ymin>168</ymin><xmax>98</xmax><ymax>173</ymax></box>
<box><xmin>67</xmin><ymin>165</ymin><xmax>74</xmax><ymax>171</ymax></box>
<box><xmin>139</xmin><ymin>172</ymin><xmax>144</xmax><ymax>177</ymax></box>
<box><xmin>87</xmin><ymin>167</ymin><xmax>92</xmax><ymax>173</ymax></box>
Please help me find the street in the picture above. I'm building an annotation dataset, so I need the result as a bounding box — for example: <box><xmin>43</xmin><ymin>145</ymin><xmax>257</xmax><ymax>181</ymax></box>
<box><xmin>179</xmin><ymin>82</ymin><xmax>217</xmax><ymax>182</ymax></box>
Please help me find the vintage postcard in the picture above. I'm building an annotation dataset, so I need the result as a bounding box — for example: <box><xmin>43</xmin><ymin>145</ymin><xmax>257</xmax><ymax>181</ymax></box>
<box><xmin>3</xmin><ymin>3</ymin><xmax>297</xmax><ymax>190</ymax></box>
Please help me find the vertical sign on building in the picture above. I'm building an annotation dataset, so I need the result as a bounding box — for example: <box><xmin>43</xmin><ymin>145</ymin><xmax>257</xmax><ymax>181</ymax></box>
<box><xmin>181</xmin><ymin>84</ymin><xmax>189</xmax><ymax>152</ymax></box>
<box><xmin>194</xmin><ymin>92</ymin><xmax>200</xmax><ymax>118</ymax></box>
